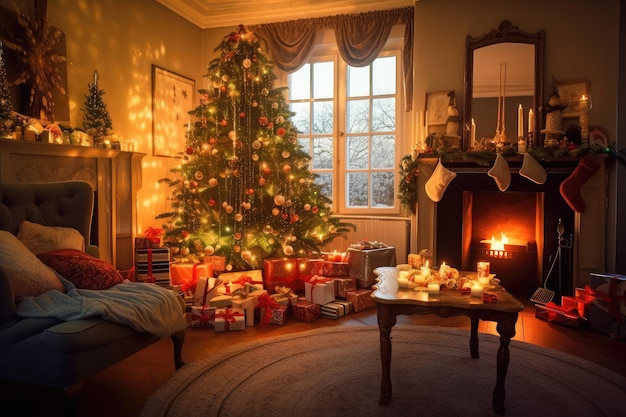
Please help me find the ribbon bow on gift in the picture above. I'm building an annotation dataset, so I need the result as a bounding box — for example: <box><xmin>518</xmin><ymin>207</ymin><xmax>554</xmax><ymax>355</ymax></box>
<box><xmin>232</xmin><ymin>274</ymin><xmax>264</xmax><ymax>287</ymax></box>
<box><xmin>256</xmin><ymin>293</ymin><xmax>283</xmax><ymax>327</ymax></box>
<box><xmin>306</xmin><ymin>275</ymin><xmax>332</xmax><ymax>288</ymax></box>
<box><xmin>144</xmin><ymin>227</ymin><xmax>165</xmax><ymax>245</ymax></box>
<box><xmin>215</xmin><ymin>308</ymin><xmax>244</xmax><ymax>331</ymax></box>
<box><xmin>588</xmin><ymin>280</ymin><xmax>626</xmax><ymax>323</ymax></box>
<box><xmin>274</xmin><ymin>286</ymin><xmax>297</xmax><ymax>298</ymax></box>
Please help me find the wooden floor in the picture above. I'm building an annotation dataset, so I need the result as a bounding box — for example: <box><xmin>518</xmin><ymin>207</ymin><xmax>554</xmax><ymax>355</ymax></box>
<box><xmin>1</xmin><ymin>298</ymin><xmax>624</xmax><ymax>417</ymax></box>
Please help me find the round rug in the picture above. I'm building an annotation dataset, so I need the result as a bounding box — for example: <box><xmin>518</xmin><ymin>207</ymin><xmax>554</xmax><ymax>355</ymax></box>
<box><xmin>140</xmin><ymin>325</ymin><xmax>625</xmax><ymax>417</ymax></box>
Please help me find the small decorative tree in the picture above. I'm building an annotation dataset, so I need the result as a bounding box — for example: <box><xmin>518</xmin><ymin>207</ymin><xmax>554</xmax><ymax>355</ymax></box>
<box><xmin>82</xmin><ymin>70</ymin><xmax>113</xmax><ymax>138</ymax></box>
<box><xmin>0</xmin><ymin>42</ymin><xmax>13</xmax><ymax>138</ymax></box>
<box><xmin>157</xmin><ymin>25</ymin><xmax>353</xmax><ymax>271</ymax></box>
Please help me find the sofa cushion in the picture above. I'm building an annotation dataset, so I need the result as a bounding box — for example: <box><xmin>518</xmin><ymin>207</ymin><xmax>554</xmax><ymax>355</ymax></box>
<box><xmin>36</xmin><ymin>249</ymin><xmax>124</xmax><ymax>290</ymax></box>
<box><xmin>41</xmin><ymin>317</ymin><xmax>140</xmax><ymax>352</ymax></box>
<box><xmin>0</xmin><ymin>231</ymin><xmax>65</xmax><ymax>299</ymax></box>
<box><xmin>17</xmin><ymin>220</ymin><xmax>85</xmax><ymax>255</ymax></box>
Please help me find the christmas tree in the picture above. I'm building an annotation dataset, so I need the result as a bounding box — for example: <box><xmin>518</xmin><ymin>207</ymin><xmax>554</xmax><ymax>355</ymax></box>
<box><xmin>0</xmin><ymin>42</ymin><xmax>13</xmax><ymax>137</ymax></box>
<box><xmin>82</xmin><ymin>70</ymin><xmax>113</xmax><ymax>138</ymax></box>
<box><xmin>157</xmin><ymin>25</ymin><xmax>353</xmax><ymax>272</ymax></box>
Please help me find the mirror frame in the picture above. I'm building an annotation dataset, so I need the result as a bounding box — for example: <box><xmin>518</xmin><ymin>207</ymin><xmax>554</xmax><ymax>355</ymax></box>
<box><xmin>464</xmin><ymin>20</ymin><xmax>545</xmax><ymax>149</ymax></box>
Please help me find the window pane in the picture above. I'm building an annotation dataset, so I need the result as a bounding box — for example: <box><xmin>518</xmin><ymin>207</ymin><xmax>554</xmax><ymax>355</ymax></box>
<box><xmin>371</xmin><ymin>172</ymin><xmax>395</xmax><ymax>207</ymax></box>
<box><xmin>314</xmin><ymin>173</ymin><xmax>333</xmax><ymax>197</ymax></box>
<box><xmin>290</xmin><ymin>102</ymin><xmax>310</xmax><ymax>134</ymax></box>
<box><xmin>298</xmin><ymin>138</ymin><xmax>310</xmax><ymax>153</ymax></box>
<box><xmin>347</xmin><ymin>99</ymin><xmax>369</xmax><ymax>133</ymax></box>
<box><xmin>312</xmin><ymin>137</ymin><xmax>333</xmax><ymax>170</ymax></box>
<box><xmin>347</xmin><ymin>66</ymin><xmax>370</xmax><ymax>97</ymax></box>
<box><xmin>372</xmin><ymin>98</ymin><xmax>395</xmax><ymax>132</ymax></box>
<box><xmin>313</xmin><ymin>62</ymin><xmax>334</xmax><ymax>99</ymax></box>
<box><xmin>289</xmin><ymin>64</ymin><xmax>310</xmax><ymax>100</ymax></box>
<box><xmin>312</xmin><ymin>101</ymin><xmax>333</xmax><ymax>134</ymax></box>
<box><xmin>372</xmin><ymin>57</ymin><xmax>396</xmax><ymax>95</ymax></box>
<box><xmin>346</xmin><ymin>136</ymin><xmax>368</xmax><ymax>170</ymax></box>
<box><xmin>371</xmin><ymin>135</ymin><xmax>395</xmax><ymax>169</ymax></box>
<box><xmin>346</xmin><ymin>173</ymin><xmax>369</xmax><ymax>207</ymax></box>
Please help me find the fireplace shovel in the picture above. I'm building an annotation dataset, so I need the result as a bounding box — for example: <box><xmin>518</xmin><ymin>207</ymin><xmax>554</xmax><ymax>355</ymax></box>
<box><xmin>530</xmin><ymin>220</ymin><xmax>571</xmax><ymax>305</ymax></box>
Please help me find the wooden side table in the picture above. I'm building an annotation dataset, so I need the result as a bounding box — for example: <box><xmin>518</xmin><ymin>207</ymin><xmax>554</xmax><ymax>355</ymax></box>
<box><xmin>372</xmin><ymin>267</ymin><xmax>524</xmax><ymax>415</ymax></box>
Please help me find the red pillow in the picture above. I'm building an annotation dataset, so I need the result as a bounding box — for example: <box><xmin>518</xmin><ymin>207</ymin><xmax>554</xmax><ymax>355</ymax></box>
<box><xmin>37</xmin><ymin>249</ymin><xmax>124</xmax><ymax>290</ymax></box>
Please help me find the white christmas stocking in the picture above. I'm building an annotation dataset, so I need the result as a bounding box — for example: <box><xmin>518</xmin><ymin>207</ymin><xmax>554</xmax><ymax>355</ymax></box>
<box><xmin>519</xmin><ymin>152</ymin><xmax>547</xmax><ymax>184</ymax></box>
<box><xmin>425</xmin><ymin>160</ymin><xmax>456</xmax><ymax>202</ymax></box>
<box><xmin>488</xmin><ymin>153</ymin><xmax>511</xmax><ymax>191</ymax></box>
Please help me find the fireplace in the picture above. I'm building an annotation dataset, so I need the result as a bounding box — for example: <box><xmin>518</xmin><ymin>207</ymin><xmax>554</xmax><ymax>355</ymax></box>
<box><xmin>415</xmin><ymin>157</ymin><xmax>592</xmax><ymax>299</ymax></box>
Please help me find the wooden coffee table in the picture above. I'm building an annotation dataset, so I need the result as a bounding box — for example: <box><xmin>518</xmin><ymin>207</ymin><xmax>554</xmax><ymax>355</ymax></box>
<box><xmin>372</xmin><ymin>266</ymin><xmax>524</xmax><ymax>415</ymax></box>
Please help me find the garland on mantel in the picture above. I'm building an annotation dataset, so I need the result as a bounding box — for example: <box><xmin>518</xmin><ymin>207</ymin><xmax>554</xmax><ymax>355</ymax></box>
<box><xmin>397</xmin><ymin>141</ymin><xmax>626</xmax><ymax>213</ymax></box>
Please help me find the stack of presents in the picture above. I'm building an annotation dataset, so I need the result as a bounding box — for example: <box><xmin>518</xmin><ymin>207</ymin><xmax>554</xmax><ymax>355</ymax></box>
<box><xmin>535</xmin><ymin>272</ymin><xmax>626</xmax><ymax>340</ymax></box>
<box><xmin>133</xmin><ymin>235</ymin><xmax>397</xmax><ymax>331</ymax></box>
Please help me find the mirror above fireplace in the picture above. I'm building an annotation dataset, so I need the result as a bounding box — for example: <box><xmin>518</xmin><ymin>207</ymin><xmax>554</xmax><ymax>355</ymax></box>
<box><xmin>464</xmin><ymin>20</ymin><xmax>545</xmax><ymax>149</ymax></box>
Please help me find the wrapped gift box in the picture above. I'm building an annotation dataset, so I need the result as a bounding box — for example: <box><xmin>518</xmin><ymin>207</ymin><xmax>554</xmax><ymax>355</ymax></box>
<box><xmin>259</xmin><ymin>305</ymin><xmax>288</xmax><ymax>325</ymax></box>
<box><xmin>345</xmin><ymin>246</ymin><xmax>396</xmax><ymax>288</ymax></box>
<box><xmin>588</xmin><ymin>273</ymin><xmax>626</xmax><ymax>338</ymax></box>
<box><xmin>190</xmin><ymin>305</ymin><xmax>216</xmax><ymax>328</ymax></box>
<box><xmin>170</xmin><ymin>263</ymin><xmax>214</xmax><ymax>289</ymax></box>
<box><xmin>263</xmin><ymin>258</ymin><xmax>305</xmax><ymax>293</ymax></box>
<box><xmin>135</xmin><ymin>247</ymin><xmax>170</xmax><ymax>286</ymax></box>
<box><xmin>332</xmin><ymin>277</ymin><xmax>357</xmax><ymax>299</ymax></box>
<box><xmin>203</xmin><ymin>256</ymin><xmax>227</xmax><ymax>273</ymax></box>
<box><xmin>209</xmin><ymin>294</ymin><xmax>233</xmax><ymax>308</ymax></box>
<box><xmin>134</xmin><ymin>236</ymin><xmax>161</xmax><ymax>249</ymax></box>
<box><xmin>299</xmin><ymin>259</ymin><xmax>325</xmax><ymax>280</ymax></box>
<box><xmin>304</xmin><ymin>277</ymin><xmax>335</xmax><ymax>305</ymax></box>
<box><xmin>191</xmin><ymin>276</ymin><xmax>222</xmax><ymax>306</ymax></box>
<box><xmin>346</xmin><ymin>289</ymin><xmax>376</xmax><ymax>312</ymax></box>
<box><xmin>214</xmin><ymin>308</ymin><xmax>246</xmax><ymax>332</ymax></box>
<box><xmin>321</xmin><ymin>301</ymin><xmax>350</xmax><ymax>319</ymax></box>
<box><xmin>231</xmin><ymin>289</ymin><xmax>266</xmax><ymax>326</ymax></box>
<box><xmin>217</xmin><ymin>270</ymin><xmax>264</xmax><ymax>295</ymax></box>
<box><xmin>535</xmin><ymin>303</ymin><xmax>587</xmax><ymax>328</ymax></box>
<box><xmin>273</xmin><ymin>286</ymin><xmax>299</xmax><ymax>306</ymax></box>
<box><xmin>292</xmin><ymin>299</ymin><xmax>321</xmax><ymax>323</ymax></box>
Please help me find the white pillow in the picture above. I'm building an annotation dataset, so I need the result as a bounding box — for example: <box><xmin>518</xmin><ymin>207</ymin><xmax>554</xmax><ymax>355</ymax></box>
<box><xmin>17</xmin><ymin>220</ymin><xmax>85</xmax><ymax>255</ymax></box>
<box><xmin>0</xmin><ymin>230</ymin><xmax>64</xmax><ymax>299</ymax></box>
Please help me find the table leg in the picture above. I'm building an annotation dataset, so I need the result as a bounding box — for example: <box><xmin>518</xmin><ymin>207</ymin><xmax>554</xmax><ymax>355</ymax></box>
<box><xmin>470</xmin><ymin>316</ymin><xmax>479</xmax><ymax>359</ymax></box>
<box><xmin>377</xmin><ymin>303</ymin><xmax>396</xmax><ymax>406</ymax></box>
<box><xmin>492</xmin><ymin>314</ymin><xmax>517</xmax><ymax>415</ymax></box>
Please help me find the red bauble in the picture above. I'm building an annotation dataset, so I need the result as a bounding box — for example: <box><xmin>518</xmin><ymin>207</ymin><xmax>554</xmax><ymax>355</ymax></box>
<box><xmin>181</xmin><ymin>231</ymin><xmax>190</xmax><ymax>239</ymax></box>
<box><xmin>220</xmin><ymin>119</ymin><xmax>228</xmax><ymax>126</ymax></box>
<box><xmin>239</xmin><ymin>112</ymin><xmax>246</xmax><ymax>118</ymax></box>
<box><xmin>185</xmin><ymin>146</ymin><xmax>195</xmax><ymax>155</ymax></box>
<box><xmin>312</xmin><ymin>206</ymin><xmax>319</xmax><ymax>213</ymax></box>
<box><xmin>209</xmin><ymin>199</ymin><xmax>216</xmax><ymax>206</ymax></box>
<box><xmin>246</xmin><ymin>188</ymin><xmax>255</xmax><ymax>195</ymax></box>
<box><xmin>277</xmin><ymin>127</ymin><xmax>286</xmax><ymax>136</ymax></box>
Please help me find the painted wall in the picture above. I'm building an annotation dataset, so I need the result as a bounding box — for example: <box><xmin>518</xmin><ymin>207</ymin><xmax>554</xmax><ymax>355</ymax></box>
<box><xmin>1</xmin><ymin>0</ymin><xmax>621</xmax><ymax>264</ymax></box>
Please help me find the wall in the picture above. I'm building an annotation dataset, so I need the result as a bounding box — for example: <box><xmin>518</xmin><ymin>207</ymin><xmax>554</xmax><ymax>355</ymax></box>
<box><xmin>414</xmin><ymin>0</ymin><xmax>621</xmax><ymax>271</ymax></box>
<box><xmin>0</xmin><ymin>0</ymin><xmax>205</xmax><ymax>235</ymax></box>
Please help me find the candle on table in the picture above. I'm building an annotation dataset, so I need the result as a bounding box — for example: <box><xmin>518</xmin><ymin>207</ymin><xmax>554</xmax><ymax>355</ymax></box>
<box><xmin>528</xmin><ymin>109</ymin><xmax>534</xmax><ymax>134</ymax></box>
<box><xmin>427</xmin><ymin>282</ymin><xmax>440</xmax><ymax>295</ymax></box>
<box><xmin>518</xmin><ymin>138</ymin><xmax>526</xmax><ymax>154</ymax></box>
<box><xmin>471</xmin><ymin>284</ymin><xmax>484</xmax><ymax>297</ymax></box>
<box><xmin>397</xmin><ymin>270</ymin><xmax>410</xmax><ymax>288</ymax></box>
<box><xmin>517</xmin><ymin>104</ymin><xmax>523</xmax><ymax>138</ymax></box>
<box><xmin>477</xmin><ymin>261</ymin><xmax>490</xmax><ymax>278</ymax></box>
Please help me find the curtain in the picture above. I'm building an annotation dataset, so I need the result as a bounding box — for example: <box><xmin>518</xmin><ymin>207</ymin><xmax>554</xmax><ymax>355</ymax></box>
<box><xmin>254</xmin><ymin>6</ymin><xmax>414</xmax><ymax>111</ymax></box>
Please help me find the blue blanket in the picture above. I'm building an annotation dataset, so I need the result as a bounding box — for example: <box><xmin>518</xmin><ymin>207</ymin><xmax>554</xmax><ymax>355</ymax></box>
<box><xmin>17</xmin><ymin>277</ymin><xmax>187</xmax><ymax>338</ymax></box>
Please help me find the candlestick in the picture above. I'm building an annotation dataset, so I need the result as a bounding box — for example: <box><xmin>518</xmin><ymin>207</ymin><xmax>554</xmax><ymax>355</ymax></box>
<box><xmin>518</xmin><ymin>138</ymin><xmax>526</xmax><ymax>154</ymax></box>
<box><xmin>517</xmin><ymin>104</ymin><xmax>523</xmax><ymax>138</ymax></box>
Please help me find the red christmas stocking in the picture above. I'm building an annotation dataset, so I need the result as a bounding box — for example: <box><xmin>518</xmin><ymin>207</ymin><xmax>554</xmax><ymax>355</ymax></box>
<box><xmin>559</xmin><ymin>157</ymin><xmax>601</xmax><ymax>213</ymax></box>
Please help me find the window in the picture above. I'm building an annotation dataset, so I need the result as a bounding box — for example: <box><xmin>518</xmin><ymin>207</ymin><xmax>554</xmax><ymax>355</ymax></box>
<box><xmin>288</xmin><ymin>48</ymin><xmax>401</xmax><ymax>214</ymax></box>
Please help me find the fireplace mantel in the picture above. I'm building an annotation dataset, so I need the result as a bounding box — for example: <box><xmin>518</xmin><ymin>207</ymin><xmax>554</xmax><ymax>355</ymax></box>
<box><xmin>0</xmin><ymin>139</ymin><xmax>145</xmax><ymax>270</ymax></box>
<box><xmin>416</xmin><ymin>155</ymin><xmax>607</xmax><ymax>292</ymax></box>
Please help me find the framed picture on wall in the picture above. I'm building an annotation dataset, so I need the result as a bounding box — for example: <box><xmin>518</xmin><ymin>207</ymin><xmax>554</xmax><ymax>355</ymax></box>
<box><xmin>152</xmin><ymin>65</ymin><xmax>195</xmax><ymax>157</ymax></box>
<box><xmin>556</xmin><ymin>79</ymin><xmax>589</xmax><ymax>119</ymax></box>
<box><xmin>425</xmin><ymin>90</ymin><xmax>449</xmax><ymax>132</ymax></box>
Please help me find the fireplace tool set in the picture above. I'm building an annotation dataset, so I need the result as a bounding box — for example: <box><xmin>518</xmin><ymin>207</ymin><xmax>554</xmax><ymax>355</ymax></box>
<box><xmin>530</xmin><ymin>219</ymin><xmax>573</xmax><ymax>305</ymax></box>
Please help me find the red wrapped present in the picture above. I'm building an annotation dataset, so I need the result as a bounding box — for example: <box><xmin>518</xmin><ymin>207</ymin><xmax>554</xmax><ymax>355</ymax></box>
<box><xmin>214</xmin><ymin>307</ymin><xmax>245</xmax><ymax>332</ymax></box>
<box><xmin>346</xmin><ymin>289</ymin><xmax>376</xmax><ymax>312</ymax></box>
<box><xmin>562</xmin><ymin>294</ymin><xmax>591</xmax><ymax>318</ymax></box>
<box><xmin>322</xmin><ymin>261</ymin><xmax>349</xmax><ymax>277</ymax></box>
<box><xmin>263</xmin><ymin>258</ymin><xmax>304</xmax><ymax>294</ymax></box>
<box><xmin>256</xmin><ymin>293</ymin><xmax>286</xmax><ymax>326</ymax></box>
<box><xmin>535</xmin><ymin>303</ymin><xmax>587</xmax><ymax>328</ymax></box>
<box><xmin>292</xmin><ymin>299</ymin><xmax>321</xmax><ymax>323</ymax></box>
<box><xmin>171</xmin><ymin>263</ymin><xmax>214</xmax><ymax>292</ymax></box>
<box><xmin>299</xmin><ymin>259</ymin><xmax>326</xmax><ymax>280</ymax></box>
<box><xmin>332</xmin><ymin>277</ymin><xmax>357</xmax><ymax>299</ymax></box>
<box><xmin>259</xmin><ymin>305</ymin><xmax>288</xmax><ymax>325</ymax></box>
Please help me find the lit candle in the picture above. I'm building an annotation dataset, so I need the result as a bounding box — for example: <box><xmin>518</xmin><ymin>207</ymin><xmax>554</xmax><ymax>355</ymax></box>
<box><xmin>528</xmin><ymin>109</ymin><xmax>534</xmax><ymax>134</ymax></box>
<box><xmin>428</xmin><ymin>282</ymin><xmax>440</xmax><ymax>295</ymax></box>
<box><xmin>470</xmin><ymin>118</ymin><xmax>476</xmax><ymax>146</ymax></box>
<box><xmin>471</xmin><ymin>284</ymin><xmax>484</xmax><ymax>297</ymax></box>
<box><xmin>517</xmin><ymin>104</ymin><xmax>523</xmax><ymax>138</ymax></box>
<box><xmin>477</xmin><ymin>261</ymin><xmax>490</xmax><ymax>278</ymax></box>
<box><xmin>518</xmin><ymin>138</ymin><xmax>526</xmax><ymax>154</ymax></box>
<box><xmin>398</xmin><ymin>270</ymin><xmax>410</xmax><ymax>288</ymax></box>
